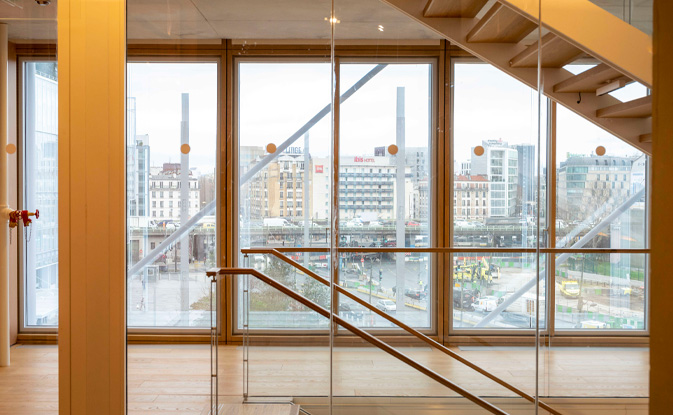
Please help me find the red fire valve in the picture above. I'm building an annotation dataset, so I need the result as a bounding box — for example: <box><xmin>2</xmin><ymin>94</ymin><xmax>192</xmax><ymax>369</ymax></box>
<box><xmin>8</xmin><ymin>210</ymin><xmax>20</xmax><ymax>228</ymax></box>
<box><xmin>20</xmin><ymin>210</ymin><xmax>39</xmax><ymax>226</ymax></box>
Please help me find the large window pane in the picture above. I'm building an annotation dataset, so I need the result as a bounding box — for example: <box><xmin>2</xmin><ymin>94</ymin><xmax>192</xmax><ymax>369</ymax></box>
<box><xmin>555</xmin><ymin>253</ymin><xmax>646</xmax><ymax>330</ymax></box>
<box><xmin>237</xmin><ymin>61</ymin><xmax>332</xmax><ymax>330</ymax></box>
<box><xmin>452</xmin><ymin>253</ymin><xmax>546</xmax><ymax>330</ymax></box>
<box><xmin>126</xmin><ymin>62</ymin><xmax>218</xmax><ymax>328</ymax></box>
<box><xmin>556</xmin><ymin>106</ymin><xmax>647</xmax><ymax>250</ymax></box>
<box><xmin>24</xmin><ymin>61</ymin><xmax>59</xmax><ymax>327</ymax></box>
<box><xmin>452</xmin><ymin>62</ymin><xmax>546</xmax><ymax>249</ymax></box>
<box><xmin>339</xmin><ymin>62</ymin><xmax>433</xmax><ymax>329</ymax></box>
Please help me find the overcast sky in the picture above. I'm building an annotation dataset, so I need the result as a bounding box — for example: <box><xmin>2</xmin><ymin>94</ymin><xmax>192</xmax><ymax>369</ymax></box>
<box><xmin>128</xmin><ymin>61</ymin><xmax>646</xmax><ymax>177</ymax></box>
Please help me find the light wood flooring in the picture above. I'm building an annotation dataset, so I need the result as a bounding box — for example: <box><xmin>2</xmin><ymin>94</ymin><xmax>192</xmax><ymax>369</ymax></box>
<box><xmin>0</xmin><ymin>344</ymin><xmax>649</xmax><ymax>414</ymax></box>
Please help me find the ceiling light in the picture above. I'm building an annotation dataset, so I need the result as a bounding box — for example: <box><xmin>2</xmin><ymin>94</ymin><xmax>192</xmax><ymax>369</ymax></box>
<box><xmin>324</xmin><ymin>16</ymin><xmax>340</xmax><ymax>24</ymax></box>
<box><xmin>378</xmin><ymin>25</ymin><xmax>384</xmax><ymax>32</ymax></box>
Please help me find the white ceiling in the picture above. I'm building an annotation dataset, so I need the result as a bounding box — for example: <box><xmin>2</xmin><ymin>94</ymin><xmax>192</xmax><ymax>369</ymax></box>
<box><xmin>0</xmin><ymin>0</ymin><xmax>654</xmax><ymax>41</ymax></box>
<box><xmin>125</xmin><ymin>0</ymin><xmax>440</xmax><ymax>41</ymax></box>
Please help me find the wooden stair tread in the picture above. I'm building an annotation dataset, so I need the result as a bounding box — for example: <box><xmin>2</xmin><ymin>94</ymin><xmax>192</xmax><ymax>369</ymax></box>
<box><xmin>203</xmin><ymin>403</ymin><xmax>300</xmax><ymax>415</ymax></box>
<box><xmin>639</xmin><ymin>133</ymin><xmax>652</xmax><ymax>143</ymax></box>
<box><xmin>467</xmin><ymin>2</ymin><xmax>537</xmax><ymax>43</ymax></box>
<box><xmin>596</xmin><ymin>95</ymin><xmax>652</xmax><ymax>118</ymax></box>
<box><xmin>423</xmin><ymin>0</ymin><xmax>488</xmax><ymax>18</ymax></box>
<box><xmin>510</xmin><ymin>33</ymin><xmax>585</xmax><ymax>68</ymax></box>
<box><xmin>554</xmin><ymin>63</ymin><xmax>632</xmax><ymax>93</ymax></box>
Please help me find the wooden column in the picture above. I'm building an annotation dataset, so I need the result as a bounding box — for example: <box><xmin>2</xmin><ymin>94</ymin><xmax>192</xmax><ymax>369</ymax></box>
<box><xmin>58</xmin><ymin>0</ymin><xmax>126</xmax><ymax>413</ymax></box>
<box><xmin>651</xmin><ymin>0</ymin><xmax>673</xmax><ymax>413</ymax></box>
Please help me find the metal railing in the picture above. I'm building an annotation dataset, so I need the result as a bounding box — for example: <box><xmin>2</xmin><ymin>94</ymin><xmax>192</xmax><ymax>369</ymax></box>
<box><xmin>240</xmin><ymin>248</ymin><xmax>564</xmax><ymax>415</ymax></box>
<box><xmin>207</xmin><ymin>266</ymin><xmax>510</xmax><ymax>415</ymax></box>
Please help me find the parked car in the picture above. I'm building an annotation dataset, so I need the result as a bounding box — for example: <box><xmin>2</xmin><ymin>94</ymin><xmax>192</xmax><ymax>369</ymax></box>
<box><xmin>376</xmin><ymin>299</ymin><xmax>397</xmax><ymax>312</ymax></box>
<box><xmin>339</xmin><ymin>302</ymin><xmax>364</xmax><ymax>320</ymax></box>
<box><xmin>480</xmin><ymin>295</ymin><xmax>504</xmax><ymax>305</ymax></box>
<box><xmin>383</xmin><ymin>241</ymin><xmax>396</xmax><ymax>247</ymax></box>
<box><xmin>453</xmin><ymin>288</ymin><xmax>478</xmax><ymax>310</ymax></box>
<box><xmin>404</xmin><ymin>288</ymin><xmax>427</xmax><ymax>300</ymax></box>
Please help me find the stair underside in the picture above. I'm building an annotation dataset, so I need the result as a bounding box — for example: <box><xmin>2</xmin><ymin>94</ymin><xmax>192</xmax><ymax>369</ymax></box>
<box><xmin>381</xmin><ymin>0</ymin><xmax>653</xmax><ymax>154</ymax></box>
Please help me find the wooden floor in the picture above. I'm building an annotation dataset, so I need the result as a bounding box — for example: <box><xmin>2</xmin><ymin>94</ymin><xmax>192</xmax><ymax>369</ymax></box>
<box><xmin>0</xmin><ymin>343</ymin><xmax>649</xmax><ymax>414</ymax></box>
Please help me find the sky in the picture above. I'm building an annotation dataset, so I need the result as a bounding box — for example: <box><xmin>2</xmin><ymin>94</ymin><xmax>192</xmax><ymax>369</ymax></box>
<box><xmin>128</xmin><ymin>62</ymin><xmax>218</xmax><ymax>174</ymax></box>
<box><xmin>128</xmin><ymin>60</ymin><xmax>646</xmax><ymax>178</ymax></box>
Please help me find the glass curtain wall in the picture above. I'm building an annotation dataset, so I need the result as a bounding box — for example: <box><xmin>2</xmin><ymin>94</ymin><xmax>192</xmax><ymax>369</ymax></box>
<box><xmin>125</xmin><ymin>1</ymin><xmax>226</xmax><ymax>413</ymax></box>
<box><xmin>237</xmin><ymin>61</ymin><xmax>332</xmax><ymax>331</ymax></box>
<box><xmin>23</xmin><ymin>60</ymin><xmax>58</xmax><ymax>328</ymax></box>
<box><xmin>541</xmin><ymin>0</ymin><xmax>651</xmax><ymax>408</ymax></box>
<box><xmin>126</xmin><ymin>61</ymin><xmax>218</xmax><ymax>329</ymax></box>
<box><xmin>121</xmin><ymin>0</ymin><xmax>653</xmax><ymax>413</ymax></box>
<box><xmin>452</xmin><ymin>61</ymin><xmax>547</xmax><ymax>331</ymax></box>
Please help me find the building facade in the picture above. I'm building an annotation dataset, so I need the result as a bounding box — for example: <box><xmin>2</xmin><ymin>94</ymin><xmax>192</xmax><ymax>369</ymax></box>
<box><xmin>471</xmin><ymin>139</ymin><xmax>518</xmax><ymax>217</ymax></box>
<box><xmin>454</xmin><ymin>174</ymin><xmax>490</xmax><ymax>221</ymax></box>
<box><xmin>149</xmin><ymin>163</ymin><xmax>200</xmax><ymax>223</ymax></box>
<box><xmin>557</xmin><ymin>155</ymin><xmax>634</xmax><ymax>223</ymax></box>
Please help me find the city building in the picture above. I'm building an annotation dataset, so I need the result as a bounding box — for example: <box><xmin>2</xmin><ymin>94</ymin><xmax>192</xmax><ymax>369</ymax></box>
<box><xmin>338</xmin><ymin>155</ymin><xmax>412</xmax><ymax>220</ymax></box>
<box><xmin>453</xmin><ymin>174</ymin><xmax>490</xmax><ymax>221</ymax></box>
<box><xmin>458</xmin><ymin>160</ymin><xmax>471</xmax><ymax>176</ymax></box>
<box><xmin>471</xmin><ymin>139</ymin><xmax>518</xmax><ymax>217</ymax></box>
<box><xmin>198</xmin><ymin>168</ymin><xmax>216</xmax><ymax>209</ymax></box>
<box><xmin>406</xmin><ymin>146</ymin><xmax>430</xmax><ymax>183</ymax></box>
<box><xmin>310</xmin><ymin>157</ymin><xmax>330</xmax><ymax>220</ymax></box>
<box><xmin>412</xmin><ymin>177</ymin><xmax>429</xmax><ymax>221</ymax></box>
<box><xmin>246</xmin><ymin>148</ymin><xmax>308</xmax><ymax>220</ymax></box>
<box><xmin>515</xmin><ymin>144</ymin><xmax>535</xmax><ymax>217</ymax></box>
<box><xmin>149</xmin><ymin>163</ymin><xmax>200</xmax><ymax>222</ymax></box>
<box><xmin>557</xmin><ymin>154</ymin><xmax>634</xmax><ymax>223</ymax></box>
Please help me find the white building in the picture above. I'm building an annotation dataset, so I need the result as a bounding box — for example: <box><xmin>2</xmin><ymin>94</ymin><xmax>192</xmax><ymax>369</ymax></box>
<box><xmin>149</xmin><ymin>163</ymin><xmax>200</xmax><ymax>223</ymax></box>
<box><xmin>471</xmin><ymin>139</ymin><xmax>518</xmax><ymax>217</ymax></box>
<box><xmin>338</xmin><ymin>155</ymin><xmax>412</xmax><ymax>220</ymax></box>
<box><xmin>310</xmin><ymin>157</ymin><xmax>331</xmax><ymax>220</ymax></box>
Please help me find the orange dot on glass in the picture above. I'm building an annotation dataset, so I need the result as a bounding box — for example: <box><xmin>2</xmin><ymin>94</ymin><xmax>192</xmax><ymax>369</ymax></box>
<box><xmin>180</xmin><ymin>144</ymin><xmax>191</xmax><ymax>154</ymax></box>
<box><xmin>596</xmin><ymin>146</ymin><xmax>606</xmax><ymax>156</ymax></box>
<box><xmin>474</xmin><ymin>146</ymin><xmax>485</xmax><ymax>156</ymax></box>
<box><xmin>266</xmin><ymin>143</ymin><xmax>277</xmax><ymax>153</ymax></box>
<box><xmin>6</xmin><ymin>143</ymin><xmax>16</xmax><ymax>154</ymax></box>
<box><xmin>388</xmin><ymin>144</ymin><xmax>398</xmax><ymax>155</ymax></box>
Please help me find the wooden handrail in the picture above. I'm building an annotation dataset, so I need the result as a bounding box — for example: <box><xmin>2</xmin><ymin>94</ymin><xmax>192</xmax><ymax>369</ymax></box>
<box><xmin>251</xmin><ymin>250</ymin><xmax>562</xmax><ymax>415</ymax></box>
<box><xmin>208</xmin><ymin>267</ymin><xmax>509</xmax><ymax>415</ymax></box>
<box><xmin>241</xmin><ymin>247</ymin><xmax>649</xmax><ymax>254</ymax></box>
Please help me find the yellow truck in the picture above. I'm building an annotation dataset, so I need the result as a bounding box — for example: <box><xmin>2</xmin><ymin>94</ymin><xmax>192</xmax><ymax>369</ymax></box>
<box><xmin>560</xmin><ymin>280</ymin><xmax>581</xmax><ymax>298</ymax></box>
<box><xmin>453</xmin><ymin>261</ymin><xmax>494</xmax><ymax>284</ymax></box>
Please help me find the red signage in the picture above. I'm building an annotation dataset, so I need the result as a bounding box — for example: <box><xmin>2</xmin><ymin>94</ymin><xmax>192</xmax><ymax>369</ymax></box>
<box><xmin>354</xmin><ymin>156</ymin><xmax>375</xmax><ymax>163</ymax></box>
<box><xmin>315</xmin><ymin>165</ymin><xmax>323</xmax><ymax>173</ymax></box>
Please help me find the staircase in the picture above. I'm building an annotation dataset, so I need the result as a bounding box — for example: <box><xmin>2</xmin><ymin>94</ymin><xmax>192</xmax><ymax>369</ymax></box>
<box><xmin>382</xmin><ymin>0</ymin><xmax>653</xmax><ymax>154</ymax></box>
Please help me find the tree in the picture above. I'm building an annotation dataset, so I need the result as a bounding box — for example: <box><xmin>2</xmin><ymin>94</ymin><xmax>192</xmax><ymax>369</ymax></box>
<box><xmin>250</xmin><ymin>258</ymin><xmax>296</xmax><ymax>312</ymax></box>
<box><xmin>300</xmin><ymin>277</ymin><xmax>330</xmax><ymax>309</ymax></box>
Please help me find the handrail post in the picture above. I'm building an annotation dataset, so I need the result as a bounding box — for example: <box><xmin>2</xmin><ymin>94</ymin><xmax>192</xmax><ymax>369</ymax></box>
<box><xmin>243</xmin><ymin>255</ymin><xmax>250</xmax><ymax>402</ymax></box>
<box><xmin>207</xmin><ymin>270</ymin><xmax>219</xmax><ymax>415</ymax></box>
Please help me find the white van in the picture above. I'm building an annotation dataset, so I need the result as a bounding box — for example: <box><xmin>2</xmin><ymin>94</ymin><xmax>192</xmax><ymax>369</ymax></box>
<box><xmin>472</xmin><ymin>298</ymin><xmax>498</xmax><ymax>313</ymax></box>
<box><xmin>263</xmin><ymin>218</ymin><xmax>292</xmax><ymax>227</ymax></box>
